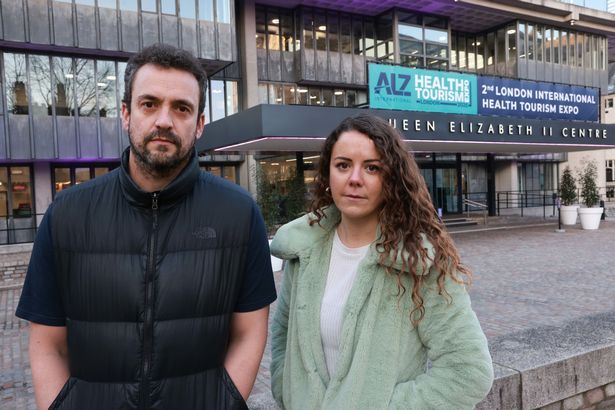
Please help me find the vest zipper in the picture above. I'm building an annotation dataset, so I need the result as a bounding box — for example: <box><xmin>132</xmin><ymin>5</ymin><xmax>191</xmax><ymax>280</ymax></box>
<box><xmin>140</xmin><ymin>192</ymin><xmax>159</xmax><ymax>409</ymax></box>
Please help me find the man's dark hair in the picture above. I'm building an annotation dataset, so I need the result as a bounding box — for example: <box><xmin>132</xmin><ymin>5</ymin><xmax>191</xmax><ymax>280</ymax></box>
<box><xmin>123</xmin><ymin>43</ymin><xmax>207</xmax><ymax>115</ymax></box>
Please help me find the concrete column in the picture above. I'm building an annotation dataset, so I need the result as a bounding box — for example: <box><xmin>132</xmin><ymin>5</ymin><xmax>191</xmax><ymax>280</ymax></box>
<box><xmin>33</xmin><ymin>162</ymin><xmax>52</xmax><ymax>226</ymax></box>
<box><xmin>237</xmin><ymin>0</ymin><xmax>259</xmax><ymax>109</ymax></box>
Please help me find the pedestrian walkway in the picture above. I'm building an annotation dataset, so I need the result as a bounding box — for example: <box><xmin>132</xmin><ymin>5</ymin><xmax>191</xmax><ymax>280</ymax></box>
<box><xmin>1</xmin><ymin>220</ymin><xmax>614</xmax><ymax>409</ymax></box>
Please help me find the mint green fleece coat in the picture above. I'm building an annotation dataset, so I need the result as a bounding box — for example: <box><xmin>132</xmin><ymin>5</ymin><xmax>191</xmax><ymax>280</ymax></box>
<box><xmin>269</xmin><ymin>208</ymin><xmax>493</xmax><ymax>410</ymax></box>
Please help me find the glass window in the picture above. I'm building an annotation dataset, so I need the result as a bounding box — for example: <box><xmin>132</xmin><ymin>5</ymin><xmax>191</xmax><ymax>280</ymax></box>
<box><xmin>98</xmin><ymin>0</ymin><xmax>117</xmax><ymax>8</ymax></box>
<box><xmin>561</xmin><ymin>30</ymin><xmax>567</xmax><ymax>65</ymax></box>
<box><xmin>281</xmin><ymin>12</ymin><xmax>293</xmax><ymax>52</ymax></box>
<box><xmin>10</xmin><ymin>167</ymin><xmax>33</xmax><ymax>218</ymax></box>
<box><xmin>222</xmin><ymin>166</ymin><xmax>236</xmax><ymax>183</ymax></box>
<box><xmin>303</xmin><ymin>12</ymin><xmax>314</xmax><ymax>50</ymax></box>
<box><xmin>458</xmin><ymin>35</ymin><xmax>466</xmax><ymax>69</ymax></box>
<box><xmin>352</xmin><ymin>19</ymin><xmax>362</xmax><ymax>55</ymax></box>
<box><xmin>258</xmin><ymin>83</ymin><xmax>268</xmax><ymax>104</ymax></box>
<box><xmin>117</xmin><ymin>61</ymin><xmax>127</xmax><ymax>107</ymax></box>
<box><xmin>255</xmin><ymin>8</ymin><xmax>266</xmax><ymax>50</ymax></box>
<box><xmin>400</xmin><ymin>39</ymin><xmax>423</xmax><ymax>56</ymax></box>
<box><xmin>216</xmin><ymin>0</ymin><xmax>230</xmax><ymax>23</ymax></box>
<box><xmin>425</xmin><ymin>43</ymin><xmax>447</xmax><ymax>59</ymax></box>
<box><xmin>426</xmin><ymin>59</ymin><xmax>447</xmax><ymax>70</ymax></box>
<box><xmin>4</xmin><ymin>53</ymin><xmax>29</xmax><ymax>115</ymax></box>
<box><xmin>577</xmin><ymin>32</ymin><xmax>583</xmax><ymax>68</ymax></box>
<box><xmin>179</xmin><ymin>0</ymin><xmax>196</xmax><ymax>19</ymax></box>
<box><xmin>267</xmin><ymin>11</ymin><xmax>280</xmax><ymax>51</ymax></box>
<box><xmin>364</xmin><ymin>20</ymin><xmax>375</xmax><ymax>58</ymax></box>
<box><xmin>75</xmin><ymin>59</ymin><xmax>97</xmax><ymax>117</ymax></box>
<box><xmin>198</xmin><ymin>0</ymin><xmax>214</xmax><ymax>21</ymax></box>
<box><xmin>552</xmin><ymin>29</ymin><xmax>559</xmax><ymax>64</ymax></box>
<box><xmin>346</xmin><ymin>90</ymin><xmax>356</xmax><ymax>106</ymax></box>
<box><xmin>269</xmin><ymin>83</ymin><xmax>282</xmax><ymax>104</ymax></box>
<box><xmin>467</xmin><ymin>38</ymin><xmax>476</xmax><ymax>70</ymax></box>
<box><xmin>160</xmin><ymin>0</ymin><xmax>176</xmax><ymax>15</ymax></box>
<box><xmin>321</xmin><ymin>89</ymin><xmax>333</xmax><ymax>106</ymax></box>
<box><xmin>544</xmin><ymin>28</ymin><xmax>551</xmax><ymax>63</ymax></box>
<box><xmin>399</xmin><ymin>24</ymin><xmax>422</xmax><ymax>41</ymax></box>
<box><xmin>356</xmin><ymin>91</ymin><xmax>367</xmax><ymax>105</ymax></box>
<box><xmin>296</xmin><ymin>87</ymin><xmax>308</xmax><ymax>105</ymax></box>
<box><xmin>424</xmin><ymin>28</ymin><xmax>447</xmax><ymax>44</ymax></box>
<box><xmin>283</xmin><ymin>85</ymin><xmax>295</xmax><ymax>105</ymax></box>
<box><xmin>328</xmin><ymin>13</ymin><xmax>339</xmax><ymax>53</ymax></box>
<box><xmin>315</xmin><ymin>13</ymin><xmax>326</xmax><ymax>51</ymax></box>
<box><xmin>527</xmin><ymin>24</ymin><xmax>534</xmax><ymax>60</ymax></box>
<box><xmin>340</xmin><ymin>16</ymin><xmax>351</xmax><ymax>54</ymax></box>
<box><xmin>333</xmin><ymin>89</ymin><xmax>344</xmax><ymax>106</ymax></box>
<box><xmin>119</xmin><ymin>0</ymin><xmax>137</xmax><ymax>11</ymax></box>
<box><xmin>507</xmin><ymin>26</ymin><xmax>517</xmax><ymax>64</ymax></box>
<box><xmin>486</xmin><ymin>32</ymin><xmax>495</xmax><ymax>70</ymax></box>
<box><xmin>569</xmin><ymin>32</ymin><xmax>576</xmax><ymax>66</ymax></box>
<box><xmin>518</xmin><ymin>23</ymin><xmax>526</xmax><ymax>59</ymax></box>
<box><xmin>225</xmin><ymin>80</ymin><xmax>238</xmax><ymax>114</ymax></box>
<box><xmin>53</xmin><ymin>57</ymin><xmax>75</xmax><ymax>116</ymax></box>
<box><xmin>141</xmin><ymin>0</ymin><xmax>156</xmax><ymax>12</ymax></box>
<box><xmin>210</xmin><ymin>80</ymin><xmax>225</xmax><ymax>120</ymax></box>
<box><xmin>75</xmin><ymin>168</ymin><xmax>91</xmax><ymax>185</ymax></box>
<box><xmin>96</xmin><ymin>60</ymin><xmax>117</xmax><ymax>118</ymax></box>
<box><xmin>0</xmin><ymin>169</ymin><xmax>8</xmax><ymax>218</ymax></box>
<box><xmin>29</xmin><ymin>55</ymin><xmax>52</xmax><ymax>116</ymax></box>
<box><xmin>94</xmin><ymin>167</ymin><xmax>110</xmax><ymax>178</ymax></box>
<box><xmin>308</xmin><ymin>88</ymin><xmax>319</xmax><ymax>105</ymax></box>
<box><xmin>450</xmin><ymin>35</ymin><xmax>457</xmax><ymax>68</ymax></box>
<box><xmin>400</xmin><ymin>54</ymin><xmax>422</xmax><ymax>68</ymax></box>
<box><xmin>76</xmin><ymin>0</ymin><xmax>95</xmax><ymax>5</ymax></box>
<box><xmin>535</xmin><ymin>25</ymin><xmax>543</xmax><ymax>62</ymax></box>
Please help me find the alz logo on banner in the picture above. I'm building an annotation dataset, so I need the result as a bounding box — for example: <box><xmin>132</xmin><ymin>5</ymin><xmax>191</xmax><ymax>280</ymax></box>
<box><xmin>374</xmin><ymin>72</ymin><xmax>412</xmax><ymax>97</ymax></box>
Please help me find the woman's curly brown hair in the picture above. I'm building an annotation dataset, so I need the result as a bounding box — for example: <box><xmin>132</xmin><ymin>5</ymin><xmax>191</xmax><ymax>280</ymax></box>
<box><xmin>309</xmin><ymin>113</ymin><xmax>471</xmax><ymax>325</ymax></box>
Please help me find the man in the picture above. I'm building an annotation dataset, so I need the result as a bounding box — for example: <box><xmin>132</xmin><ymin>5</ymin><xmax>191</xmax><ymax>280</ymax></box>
<box><xmin>16</xmin><ymin>44</ymin><xmax>276</xmax><ymax>409</ymax></box>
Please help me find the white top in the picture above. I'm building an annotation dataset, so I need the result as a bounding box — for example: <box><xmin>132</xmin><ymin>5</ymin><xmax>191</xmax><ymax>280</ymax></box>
<box><xmin>320</xmin><ymin>230</ymin><xmax>370</xmax><ymax>377</ymax></box>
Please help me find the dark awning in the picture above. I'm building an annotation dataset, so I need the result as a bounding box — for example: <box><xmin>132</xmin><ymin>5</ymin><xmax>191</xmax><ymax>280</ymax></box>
<box><xmin>197</xmin><ymin>104</ymin><xmax>615</xmax><ymax>154</ymax></box>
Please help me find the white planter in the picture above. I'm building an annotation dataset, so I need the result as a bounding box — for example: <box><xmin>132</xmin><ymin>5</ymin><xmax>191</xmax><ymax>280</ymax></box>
<box><xmin>578</xmin><ymin>207</ymin><xmax>604</xmax><ymax>230</ymax></box>
<box><xmin>560</xmin><ymin>205</ymin><xmax>579</xmax><ymax>225</ymax></box>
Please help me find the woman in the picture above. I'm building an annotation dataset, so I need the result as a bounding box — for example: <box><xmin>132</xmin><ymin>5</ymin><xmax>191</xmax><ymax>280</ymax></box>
<box><xmin>269</xmin><ymin>113</ymin><xmax>493</xmax><ymax>409</ymax></box>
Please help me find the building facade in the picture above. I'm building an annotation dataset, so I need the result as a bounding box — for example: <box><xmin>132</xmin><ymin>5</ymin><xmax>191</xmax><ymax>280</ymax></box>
<box><xmin>1</xmin><ymin>0</ymin><xmax>615</xmax><ymax>244</ymax></box>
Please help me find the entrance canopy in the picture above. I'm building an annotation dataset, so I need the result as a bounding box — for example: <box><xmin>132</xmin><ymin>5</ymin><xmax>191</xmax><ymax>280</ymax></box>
<box><xmin>198</xmin><ymin>105</ymin><xmax>615</xmax><ymax>154</ymax></box>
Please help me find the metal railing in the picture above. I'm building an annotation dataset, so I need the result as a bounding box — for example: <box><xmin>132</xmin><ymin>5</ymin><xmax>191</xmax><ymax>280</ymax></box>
<box><xmin>463</xmin><ymin>198</ymin><xmax>488</xmax><ymax>225</ymax></box>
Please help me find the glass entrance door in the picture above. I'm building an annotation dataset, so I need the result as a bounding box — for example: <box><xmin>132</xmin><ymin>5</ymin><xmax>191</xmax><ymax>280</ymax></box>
<box><xmin>420</xmin><ymin>167</ymin><xmax>459</xmax><ymax>214</ymax></box>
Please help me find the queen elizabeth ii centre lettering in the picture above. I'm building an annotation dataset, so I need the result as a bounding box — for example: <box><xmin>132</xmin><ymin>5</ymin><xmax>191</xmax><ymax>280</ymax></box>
<box><xmin>368</xmin><ymin>63</ymin><xmax>599</xmax><ymax>122</ymax></box>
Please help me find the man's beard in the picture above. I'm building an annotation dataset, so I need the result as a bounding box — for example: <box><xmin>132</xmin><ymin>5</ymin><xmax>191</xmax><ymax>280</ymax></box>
<box><xmin>129</xmin><ymin>128</ymin><xmax>195</xmax><ymax>178</ymax></box>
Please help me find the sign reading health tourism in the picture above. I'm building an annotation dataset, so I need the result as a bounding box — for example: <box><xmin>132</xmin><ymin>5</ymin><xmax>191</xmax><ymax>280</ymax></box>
<box><xmin>369</xmin><ymin>64</ymin><xmax>477</xmax><ymax>115</ymax></box>
<box><xmin>368</xmin><ymin>63</ymin><xmax>599</xmax><ymax>122</ymax></box>
<box><xmin>478</xmin><ymin>77</ymin><xmax>598</xmax><ymax>122</ymax></box>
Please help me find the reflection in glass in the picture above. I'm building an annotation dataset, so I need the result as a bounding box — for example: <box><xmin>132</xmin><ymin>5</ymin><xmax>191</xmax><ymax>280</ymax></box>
<box><xmin>328</xmin><ymin>13</ymin><xmax>338</xmax><ymax>53</ymax></box>
<box><xmin>267</xmin><ymin>11</ymin><xmax>280</xmax><ymax>51</ymax></box>
<box><xmin>119</xmin><ymin>0</ymin><xmax>137</xmax><ymax>11</ymax></box>
<box><xmin>283</xmin><ymin>85</ymin><xmax>295</xmax><ymax>105</ymax></box>
<box><xmin>424</xmin><ymin>28</ymin><xmax>447</xmax><ymax>44</ymax></box>
<box><xmin>10</xmin><ymin>167</ymin><xmax>32</xmax><ymax>218</ymax></box>
<box><xmin>225</xmin><ymin>81</ymin><xmax>239</xmax><ymax>115</ymax></box>
<box><xmin>303</xmin><ymin>12</ymin><xmax>314</xmax><ymax>50</ymax></box>
<box><xmin>179</xmin><ymin>0</ymin><xmax>196</xmax><ymax>18</ymax></box>
<box><xmin>75</xmin><ymin>59</ymin><xmax>97</xmax><ymax>116</ymax></box>
<box><xmin>160</xmin><ymin>0</ymin><xmax>175</xmax><ymax>15</ymax></box>
<box><xmin>222</xmin><ymin>166</ymin><xmax>236</xmax><ymax>182</ymax></box>
<box><xmin>141</xmin><ymin>0</ymin><xmax>156</xmax><ymax>12</ymax></box>
<box><xmin>308</xmin><ymin>88</ymin><xmax>320</xmax><ymax>105</ymax></box>
<box><xmin>210</xmin><ymin>80</ymin><xmax>225</xmax><ymax>121</ymax></box>
<box><xmin>352</xmin><ymin>19</ymin><xmax>362</xmax><ymax>55</ymax></box>
<box><xmin>0</xmin><ymin>168</ymin><xmax>8</xmax><ymax>218</ymax></box>
<box><xmin>199</xmin><ymin>0</ymin><xmax>214</xmax><ymax>21</ymax></box>
<box><xmin>340</xmin><ymin>16</ymin><xmax>351</xmax><ymax>54</ymax></box>
<box><xmin>281</xmin><ymin>13</ymin><xmax>293</xmax><ymax>52</ymax></box>
<box><xmin>98</xmin><ymin>0</ymin><xmax>117</xmax><ymax>8</ymax></box>
<box><xmin>53</xmin><ymin>57</ymin><xmax>75</xmax><ymax>116</ymax></box>
<box><xmin>552</xmin><ymin>29</ymin><xmax>559</xmax><ymax>64</ymax></box>
<box><xmin>216</xmin><ymin>0</ymin><xmax>230</xmax><ymax>23</ymax></box>
<box><xmin>30</xmin><ymin>55</ymin><xmax>52</xmax><ymax>116</ymax></box>
<box><xmin>561</xmin><ymin>30</ymin><xmax>567</xmax><ymax>65</ymax></box>
<box><xmin>4</xmin><ymin>53</ymin><xmax>29</xmax><ymax>115</ymax></box>
<box><xmin>315</xmin><ymin>13</ymin><xmax>326</xmax><ymax>51</ymax></box>
<box><xmin>75</xmin><ymin>168</ymin><xmax>91</xmax><ymax>185</ymax></box>
<box><xmin>118</xmin><ymin>62</ymin><xmax>127</xmax><ymax>107</ymax></box>
<box><xmin>322</xmin><ymin>89</ymin><xmax>333</xmax><ymax>106</ymax></box>
<box><xmin>255</xmin><ymin>8</ymin><xmax>266</xmax><ymax>49</ymax></box>
<box><xmin>96</xmin><ymin>60</ymin><xmax>117</xmax><ymax>118</ymax></box>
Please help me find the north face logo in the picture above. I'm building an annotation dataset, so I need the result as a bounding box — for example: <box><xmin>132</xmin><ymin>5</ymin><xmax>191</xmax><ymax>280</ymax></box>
<box><xmin>192</xmin><ymin>226</ymin><xmax>216</xmax><ymax>240</ymax></box>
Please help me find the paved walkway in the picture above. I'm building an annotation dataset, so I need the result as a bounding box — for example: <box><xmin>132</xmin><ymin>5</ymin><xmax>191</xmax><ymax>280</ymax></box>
<box><xmin>2</xmin><ymin>220</ymin><xmax>615</xmax><ymax>409</ymax></box>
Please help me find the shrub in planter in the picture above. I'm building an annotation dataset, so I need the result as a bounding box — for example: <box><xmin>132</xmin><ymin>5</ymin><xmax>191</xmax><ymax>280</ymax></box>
<box><xmin>577</xmin><ymin>160</ymin><xmax>603</xmax><ymax>230</ymax></box>
<box><xmin>559</xmin><ymin>166</ymin><xmax>579</xmax><ymax>225</ymax></box>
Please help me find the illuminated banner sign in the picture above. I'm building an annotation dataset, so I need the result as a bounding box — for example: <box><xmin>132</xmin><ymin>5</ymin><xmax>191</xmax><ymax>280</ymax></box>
<box><xmin>368</xmin><ymin>63</ymin><xmax>599</xmax><ymax>122</ymax></box>
<box><xmin>478</xmin><ymin>77</ymin><xmax>599</xmax><ymax>122</ymax></box>
<box><xmin>368</xmin><ymin>64</ymin><xmax>477</xmax><ymax>115</ymax></box>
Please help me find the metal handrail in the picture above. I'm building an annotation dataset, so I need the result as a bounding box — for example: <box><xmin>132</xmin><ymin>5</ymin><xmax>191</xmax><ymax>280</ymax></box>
<box><xmin>463</xmin><ymin>198</ymin><xmax>488</xmax><ymax>225</ymax></box>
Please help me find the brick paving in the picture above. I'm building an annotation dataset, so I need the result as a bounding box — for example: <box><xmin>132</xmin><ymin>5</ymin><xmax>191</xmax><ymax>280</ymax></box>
<box><xmin>1</xmin><ymin>220</ymin><xmax>615</xmax><ymax>408</ymax></box>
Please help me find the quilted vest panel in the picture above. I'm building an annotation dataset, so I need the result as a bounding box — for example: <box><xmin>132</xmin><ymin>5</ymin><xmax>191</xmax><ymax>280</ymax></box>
<box><xmin>50</xmin><ymin>166</ymin><xmax>253</xmax><ymax>409</ymax></box>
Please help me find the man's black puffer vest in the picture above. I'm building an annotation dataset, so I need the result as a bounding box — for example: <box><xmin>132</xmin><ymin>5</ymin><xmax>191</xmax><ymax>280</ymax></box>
<box><xmin>49</xmin><ymin>149</ymin><xmax>251</xmax><ymax>409</ymax></box>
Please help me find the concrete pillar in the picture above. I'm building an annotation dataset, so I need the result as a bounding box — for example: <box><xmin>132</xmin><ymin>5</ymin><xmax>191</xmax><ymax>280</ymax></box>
<box><xmin>33</xmin><ymin>162</ymin><xmax>52</xmax><ymax>226</ymax></box>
